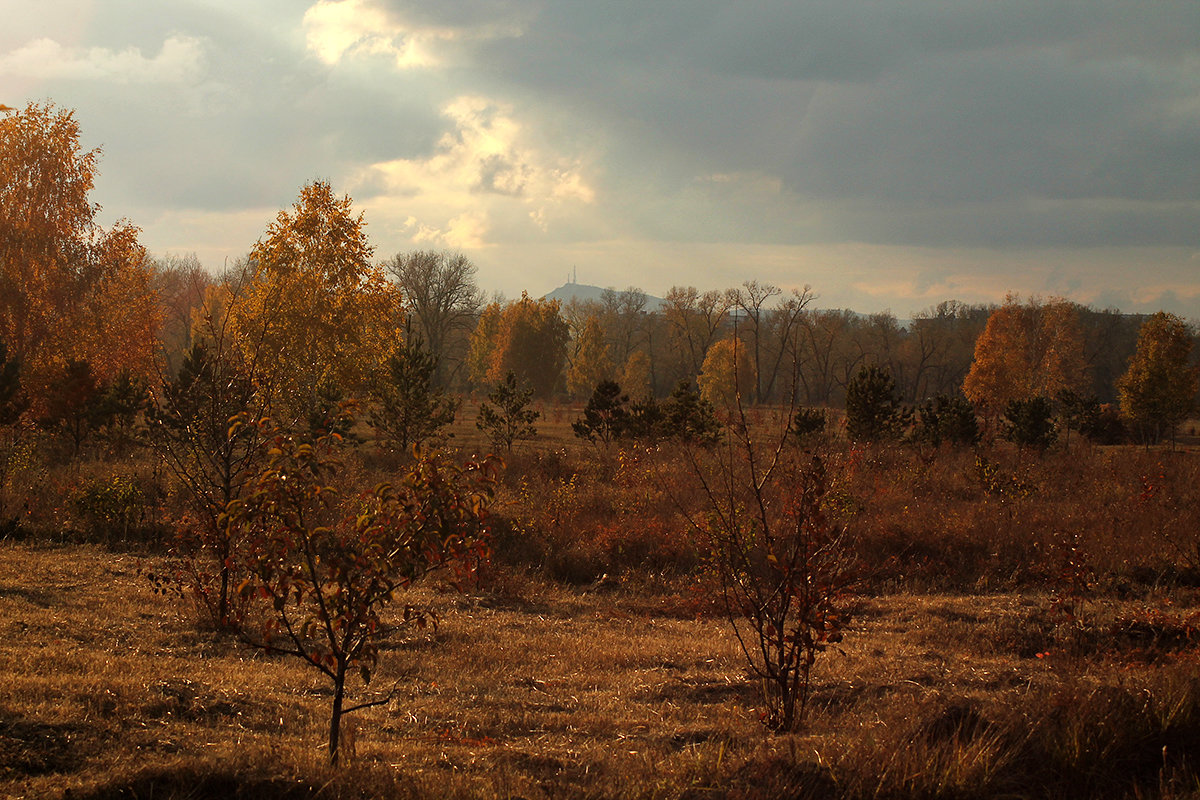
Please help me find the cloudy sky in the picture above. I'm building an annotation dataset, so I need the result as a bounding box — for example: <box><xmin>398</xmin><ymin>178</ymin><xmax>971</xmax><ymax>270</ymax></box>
<box><xmin>4</xmin><ymin>0</ymin><xmax>1199</xmax><ymax>317</ymax></box>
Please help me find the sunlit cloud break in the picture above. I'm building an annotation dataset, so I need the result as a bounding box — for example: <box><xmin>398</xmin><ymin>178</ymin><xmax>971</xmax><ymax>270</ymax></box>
<box><xmin>355</xmin><ymin>95</ymin><xmax>596</xmax><ymax>249</ymax></box>
<box><xmin>303</xmin><ymin>0</ymin><xmax>522</xmax><ymax>69</ymax></box>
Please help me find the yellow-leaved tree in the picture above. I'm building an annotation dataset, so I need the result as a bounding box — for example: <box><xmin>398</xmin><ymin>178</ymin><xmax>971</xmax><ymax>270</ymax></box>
<box><xmin>698</xmin><ymin>336</ymin><xmax>756</xmax><ymax>410</ymax></box>
<box><xmin>1117</xmin><ymin>311</ymin><xmax>1199</xmax><ymax>445</ymax></box>
<box><xmin>619</xmin><ymin>350</ymin><xmax>653</xmax><ymax>400</ymax></box>
<box><xmin>566</xmin><ymin>317</ymin><xmax>614</xmax><ymax>400</ymax></box>
<box><xmin>232</xmin><ymin>181</ymin><xmax>402</xmax><ymax>418</ymax></box>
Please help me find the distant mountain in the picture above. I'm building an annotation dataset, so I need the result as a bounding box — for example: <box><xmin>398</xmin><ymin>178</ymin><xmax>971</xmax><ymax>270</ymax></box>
<box><xmin>543</xmin><ymin>282</ymin><xmax>664</xmax><ymax>310</ymax></box>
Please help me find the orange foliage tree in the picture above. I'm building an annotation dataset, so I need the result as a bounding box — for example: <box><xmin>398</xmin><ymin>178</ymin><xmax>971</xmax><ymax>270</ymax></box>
<box><xmin>963</xmin><ymin>295</ymin><xmax>1088</xmax><ymax>415</ymax></box>
<box><xmin>466</xmin><ymin>301</ymin><xmax>503</xmax><ymax>390</ymax></box>
<box><xmin>0</xmin><ymin>102</ymin><xmax>158</xmax><ymax>411</ymax></box>
<box><xmin>469</xmin><ymin>292</ymin><xmax>569</xmax><ymax>399</ymax></box>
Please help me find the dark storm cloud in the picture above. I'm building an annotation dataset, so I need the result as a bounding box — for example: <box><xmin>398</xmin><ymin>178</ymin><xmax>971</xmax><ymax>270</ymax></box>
<box><xmin>787</xmin><ymin>50</ymin><xmax>1200</xmax><ymax>202</ymax></box>
<box><xmin>6</xmin><ymin>0</ymin><xmax>1198</xmax><ymax>312</ymax></box>
<box><xmin>447</xmin><ymin>0</ymin><xmax>1200</xmax><ymax>249</ymax></box>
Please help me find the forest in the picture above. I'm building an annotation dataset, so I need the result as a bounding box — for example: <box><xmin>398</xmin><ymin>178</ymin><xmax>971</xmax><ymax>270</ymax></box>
<box><xmin>4</xmin><ymin>101</ymin><xmax>1200</xmax><ymax>799</ymax></box>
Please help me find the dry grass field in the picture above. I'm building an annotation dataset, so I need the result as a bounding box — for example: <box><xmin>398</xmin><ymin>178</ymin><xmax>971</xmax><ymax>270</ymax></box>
<box><xmin>3</xmin><ymin>409</ymin><xmax>1200</xmax><ymax>799</ymax></box>
<box><xmin>3</xmin><ymin>542</ymin><xmax>1200</xmax><ymax>800</ymax></box>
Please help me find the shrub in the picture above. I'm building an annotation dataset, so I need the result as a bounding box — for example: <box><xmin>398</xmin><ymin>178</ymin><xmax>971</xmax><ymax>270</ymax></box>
<box><xmin>70</xmin><ymin>473</ymin><xmax>148</xmax><ymax>544</ymax></box>
<box><xmin>149</xmin><ymin>340</ymin><xmax>265</xmax><ymax>628</ymax></box>
<box><xmin>224</xmin><ymin>415</ymin><xmax>498</xmax><ymax>764</ymax></box>
<box><xmin>683</xmin><ymin>420</ymin><xmax>855</xmax><ymax>730</ymax></box>
<box><xmin>789</xmin><ymin>407</ymin><xmax>827</xmax><ymax>443</ymax></box>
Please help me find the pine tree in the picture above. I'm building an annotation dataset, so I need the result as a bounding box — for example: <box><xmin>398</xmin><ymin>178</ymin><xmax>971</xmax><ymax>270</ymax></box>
<box><xmin>370</xmin><ymin>327</ymin><xmax>459</xmax><ymax>452</ymax></box>
<box><xmin>476</xmin><ymin>371</ymin><xmax>539</xmax><ymax>453</ymax></box>
<box><xmin>660</xmin><ymin>380</ymin><xmax>722</xmax><ymax>445</ymax></box>
<box><xmin>845</xmin><ymin>365</ymin><xmax>907</xmax><ymax>443</ymax></box>
<box><xmin>916</xmin><ymin>394</ymin><xmax>979</xmax><ymax>447</ymax></box>
<box><xmin>38</xmin><ymin>360</ymin><xmax>107</xmax><ymax>459</ymax></box>
<box><xmin>572</xmin><ymin>380</ymin><xmax>630</xmax><ymax>445</ymax></box>
<box><xmin>1003</xmin><ymin>396</ymin><xmax>1058</xmax><ymax>450</ymax></box>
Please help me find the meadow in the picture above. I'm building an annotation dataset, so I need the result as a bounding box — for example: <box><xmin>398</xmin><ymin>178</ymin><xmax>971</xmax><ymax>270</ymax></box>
<box><xmin>2</xmin><ymin>407</ymin><xmax>1200</xmax><ymax>799</ymax></box>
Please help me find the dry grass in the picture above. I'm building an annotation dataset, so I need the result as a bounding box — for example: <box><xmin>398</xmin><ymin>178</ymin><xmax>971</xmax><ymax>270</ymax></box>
<box><xmin>5</xmin><ymin>408</ymin><xmax>1200</xmax><ymax>798</ymax></box>
<box><xmin>3</xmin><ymin>544</ymin><xmax>1200</xmax><ymax>799</ymax></box>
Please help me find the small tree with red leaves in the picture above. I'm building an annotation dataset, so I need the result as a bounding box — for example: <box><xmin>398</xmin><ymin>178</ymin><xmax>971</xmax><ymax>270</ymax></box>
<box><xmin>225</xmin><ymin>412</ymin><xmax>497</xmax><ymax>764</ymax></box>
<box><xmin>679</xmin><ymin>393</ymin><xmax>855</xmax><ymax>731</ymax></box>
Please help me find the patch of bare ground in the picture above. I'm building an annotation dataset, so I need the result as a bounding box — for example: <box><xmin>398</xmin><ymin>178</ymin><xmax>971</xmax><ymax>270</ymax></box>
<box><xmin>3</xmin><ymin>545</ymin><xmax>1200</xmax><ymax>799</ymax></box>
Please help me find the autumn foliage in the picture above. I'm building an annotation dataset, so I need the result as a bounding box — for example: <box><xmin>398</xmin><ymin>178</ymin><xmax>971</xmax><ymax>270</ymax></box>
<box><xmin>9</xmin><ymin>100</ymin><xmax>1200</xmax><ymax>791</ymax></box>
<box><xmin>469</xmin><ymin>293</ymin><xmax>569</xmax><ymax>398</ymax></box>
<box><xmin>698</xmin><ymin>336</ymin><xmax>756</xmax><ymax>410</ymax></box>
<box><xmin>226</xmin><ymin>413</ymin><xmax>497</xmax><ymax>762</ymax></box>
<box><xmin>233</xmin><ymin>180</ymin><xmax>403</xmax><ymax>416</ymax></box>
<box><xmin>0</xmin><ymin>102</ymin><xmax>158</xmax><ymax>411</ymax></box>
<box><xmin>1118</xmin><ymin>311</ymin><xmax>1199</xmax><ymax>443</ymax></box>
<box><xmin>963</xmin><ymin>295</ymin><xmax>1088</xmax><ymax>415</ymax></box>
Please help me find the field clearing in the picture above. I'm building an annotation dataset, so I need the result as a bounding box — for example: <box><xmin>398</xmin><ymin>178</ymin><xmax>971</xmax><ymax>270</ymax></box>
<box><xmin>4</xmin><ymin>544</ymin><xmax>1200</xmax><ymax>799</ymax></box>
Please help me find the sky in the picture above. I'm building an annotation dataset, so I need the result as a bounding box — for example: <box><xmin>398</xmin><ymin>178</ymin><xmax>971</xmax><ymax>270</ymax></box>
<box><xmin>3</xmin><ymin>0</ymin><xmax>1199</xmax><ymax>319</ymax></box>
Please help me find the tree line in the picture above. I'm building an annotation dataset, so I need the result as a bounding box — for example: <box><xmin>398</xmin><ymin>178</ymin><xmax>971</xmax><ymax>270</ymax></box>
<box><xmin>2</xmin><ymin>100</ymin><xmax>1198</xmax><ymax>461</ymax></box>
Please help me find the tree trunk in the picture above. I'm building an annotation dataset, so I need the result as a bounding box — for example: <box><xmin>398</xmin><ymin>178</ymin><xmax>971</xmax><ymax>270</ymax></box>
<box><xmin>217</xmin><ymin>538</ymin><xmax>230</xmax><ymax>628</ymax></box>
<box><xmin>328</xmin><ymin>664</ymin><xmax>346</xmax><ymax>765</ymax></box>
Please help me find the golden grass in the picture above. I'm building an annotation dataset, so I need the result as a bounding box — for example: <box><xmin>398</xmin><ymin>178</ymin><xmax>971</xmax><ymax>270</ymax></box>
<box><xmin>6</xmin><ymin>406</ymin><xmax>1200</xmax><ymax>798</ymax></box>
<box><xmin>3</xmin><ymin>544</ymin><xmax>1200</xmax><ymax>799</ymax></box>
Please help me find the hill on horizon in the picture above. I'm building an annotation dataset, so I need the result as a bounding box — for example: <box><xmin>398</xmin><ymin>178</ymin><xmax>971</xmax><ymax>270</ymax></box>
<box><xmin>543</xmin><ymin>281</ymin><xmax>665</xmax><ymax>311</ymax></box>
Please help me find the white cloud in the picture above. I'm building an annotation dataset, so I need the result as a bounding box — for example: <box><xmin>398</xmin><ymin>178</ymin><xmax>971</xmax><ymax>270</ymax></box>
<box><xmin>355</xmin><ymin>95</ymin><xmax>595</xmax><ymax>248</ymax></box>
<box><xmin>0</xmin><ymin>35</ymin><xmax>205</xmax><ymax>84</ymax></box>
<box><xmin>302</xmin><ymin>0</ymin><xmax>521</xmax><ymax>69</ymax></box>
<box><xmin>408</xmin><ymin>212</ymin><xmax>490</xmax><ymax>250</ymax></box>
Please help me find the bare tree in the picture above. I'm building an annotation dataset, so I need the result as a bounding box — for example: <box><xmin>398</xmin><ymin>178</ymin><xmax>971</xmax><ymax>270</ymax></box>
<box><xmin>725</xmin><ymin>281</ymin><xmax>782</xmax><ymax>404</ymax></box>
<box><xmin>907</xmin><ymin>301</ymin><xmax>990</xmax><ymax>400</ymax></box>
<box><xmin>662</xmin><ymin>286</ymin><xmax>733</xmax><ymax>385</ymax></box>
<box><xmin>794</xmin><ymin>309</ymin><xmax>861</xmax><ymax>406</ymax></box>
<box><xmin>759</xmin><ymin>287</ymin><xmax>814</xmax><ymax>403</ymax></box>
<box><xmin>599</xmin><ymin>286</ymin><xmax>649</xmax><ymax>368</ymax></box>
<box><xmin>150</xmin><ymin>252</ymin><xmax>211</xmax><ymax>377</ymax></box>
<box><xmin>384</xmin><ymin>251</ymin><xmax>483</xmax><ymax>387</ymax></box>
